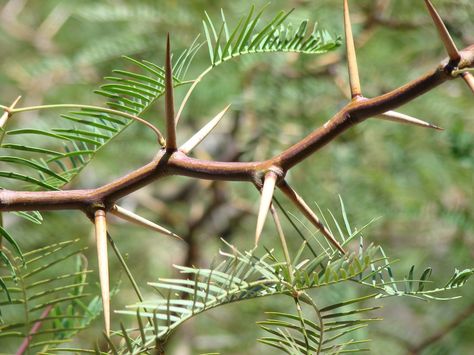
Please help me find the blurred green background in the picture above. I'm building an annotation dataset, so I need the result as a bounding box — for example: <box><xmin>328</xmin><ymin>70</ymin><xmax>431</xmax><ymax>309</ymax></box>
<box><xmin>0</xmin><ymin>0</ymin><xmax>473</xmax><ymax>353</ymax></box>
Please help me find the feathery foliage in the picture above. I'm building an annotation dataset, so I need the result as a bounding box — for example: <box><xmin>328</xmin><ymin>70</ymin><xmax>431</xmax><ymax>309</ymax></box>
<box><xmin>202</xmin><ymin>5</ymin><xmax>341</xmax><ymax>67</ymax></box>
<box><xmin>100</xmin><ymin>201</ymin><xmax>473</xmax><ymax>354</ymax></box>
<box><xmin>0</xmin><ymin>239</ymin><xmax>100</xmax><ymax>353</ymax></box>
<box><xmin>0</xmin><ymin>59</ymin><xmax>190</xmax><ymax>192</ymax></box>
<box><xmin>258</xmin><ymin>309</ymin><xmax>375</xmax><ymax>354</ymax></box>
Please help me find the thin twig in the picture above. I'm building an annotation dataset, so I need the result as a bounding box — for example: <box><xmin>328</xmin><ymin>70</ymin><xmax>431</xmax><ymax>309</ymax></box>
<box><xmin>16</xmin><ymin>305</ymin><xmax>53</xmax><ymax>355</ymax></box>
<box><xmin>408</xmin><ymin>303</ymin><xmax>474</xmax><ymax>354</ymax></box>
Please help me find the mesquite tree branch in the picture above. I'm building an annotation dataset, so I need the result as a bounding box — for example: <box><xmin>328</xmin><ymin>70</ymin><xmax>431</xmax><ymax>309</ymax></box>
<box><xmin>0</xmin><ymin>0</ymin><xmax>472</xmax><ymax>338</ymax></box>
<box><xmin>2</xmin><ymin>48</ymin><xmax>472</xmax><ymax>215</ymax></box>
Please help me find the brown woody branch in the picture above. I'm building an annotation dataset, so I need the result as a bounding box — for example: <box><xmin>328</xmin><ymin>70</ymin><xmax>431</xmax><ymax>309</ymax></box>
<box><xmin>1</xmin><ymin>48</ymin><xmax>473</xmax><ymax>215</ymax></box>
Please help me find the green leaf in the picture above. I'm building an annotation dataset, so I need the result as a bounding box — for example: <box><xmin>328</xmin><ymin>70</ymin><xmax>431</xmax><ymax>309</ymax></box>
<box><xmin>320</xmin><ymin>294</ymin><xmax>378</xmax><ymax>313</ymax></box>
<box><xmin>7</xmin><ymin>129</ymin><xmax>70</xmax><ymax>141</ymax></box>
<box><xmin>339</xmin><ymin>195</ymin><xmax>352</xmax><ymax>237</ymax></box>
<box><xmin>0</xmin><ymin>276</ymin><xmax>11</xmax><ymax>303</ymax></box>
<box><xmin>0</xmin><ymin>156</ymin><xmax>68</xmax><ymax>183</ymax></box>
<box><xmin>445</xmin><ymin>268</ymin><xmax>474</xmax><ymax>288</ymax></box>
<box><xmin>0</xmin><ymin>226</ymin><xmax>24</xmax><ymax>264</ymax></box>
<box><xmin>120</xmin><ymin>322</ymin><xmax>134</xmax><ymax>352</ymax></box>
<box><xmin>0</xmin><ymin>240</ymin><xmax>94</xmax><ymax>351</ymax></box>
<box><xmin>1</xmin><ymin>143</ymin><xmax>63</xmax><ymax>156</ymax></box>
<box><xmin>12</xmin><ymin>211</ymin><xmax>43</xmax><ymax>225</ymax></box>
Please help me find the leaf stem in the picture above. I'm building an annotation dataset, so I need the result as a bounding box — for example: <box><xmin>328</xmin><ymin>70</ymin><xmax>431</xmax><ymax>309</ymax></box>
<box><xmin>0</xmin><ymin>103</ymin><xmax>165</xmax><ymax>146</ymax></box>
<box><xmin>302</xmin><ymin>291</ymin><xmax>324</xmax><ymax>354</ymax></box>
<box><xmin>294</xmin><ymin>298</ymin><xmax>311</xmax><ymax>354</ymax></box>
<box><xmin>106</xmin><ymin>232</ymin><xmax>155</xmax><ymax>330</ymax></box>
<box><xmin>16</xmin><ymin>305</ymin><xmax>53</xmax><ymax>355</ymax></box>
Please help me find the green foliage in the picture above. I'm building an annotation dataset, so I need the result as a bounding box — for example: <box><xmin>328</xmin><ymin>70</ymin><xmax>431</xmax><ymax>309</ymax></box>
<box><xmin>94</xmin><ymin>203</ymin><xmax>471</xmax><ymax>354</ymax></box>
<box><xmin>0</xmin><ymin>62</ymin><xmax>188</xmax><ymax>192</ymax></box>
<box><xmin>0</xmin><ymin>239</ymin><xmax>99</xmax><ymax>353</ymax></box>
<box><xmin>202</xmin><ymin>5</ymin><xmax>341</xmax><ymax>67</ymax></box>
<box><xmin>258</xmin><ymin>310</ymin><xmax>374</xmax><ymax>354</ymax></box>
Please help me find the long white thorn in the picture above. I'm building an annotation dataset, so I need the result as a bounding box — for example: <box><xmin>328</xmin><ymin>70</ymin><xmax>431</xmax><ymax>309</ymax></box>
<box><xmin>423</xmin><ymin>0</ymin><xmax>460</xmax><ymax>61</ymax></box>
<box><xmin>378</xmin><ymin>110</ymin><xmax>443</xmax><ymax>130</ymax></box>
<box><xmin>179</xmin><ymin>104</ymin><xmax>231</xmax><ymax>154</ymax></box>
<box><xmin>343</xmin><ymin>0</ymin><xmax>361</xmax><ymax>98</ymax></box>
<box><xmin>255</xmin><ymin>171</ymin><xmax>278</xmax><ymax>247</ymax></box>
<box><xmin>111</xmin><ymin>205</ymin><xmax>182</xmax><ymax>241</ymax></box>
<box><xmin>94</xmin><ymin>209</ymin><xmax>110</xmax><ymax>336</ymax></box>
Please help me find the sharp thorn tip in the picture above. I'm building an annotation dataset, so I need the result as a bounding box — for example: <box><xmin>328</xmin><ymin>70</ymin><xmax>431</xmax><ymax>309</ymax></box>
<box><xmin>378</xmin><ymin>111</ymin><xmax>441</xmax><ymax>130</ymax></box>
